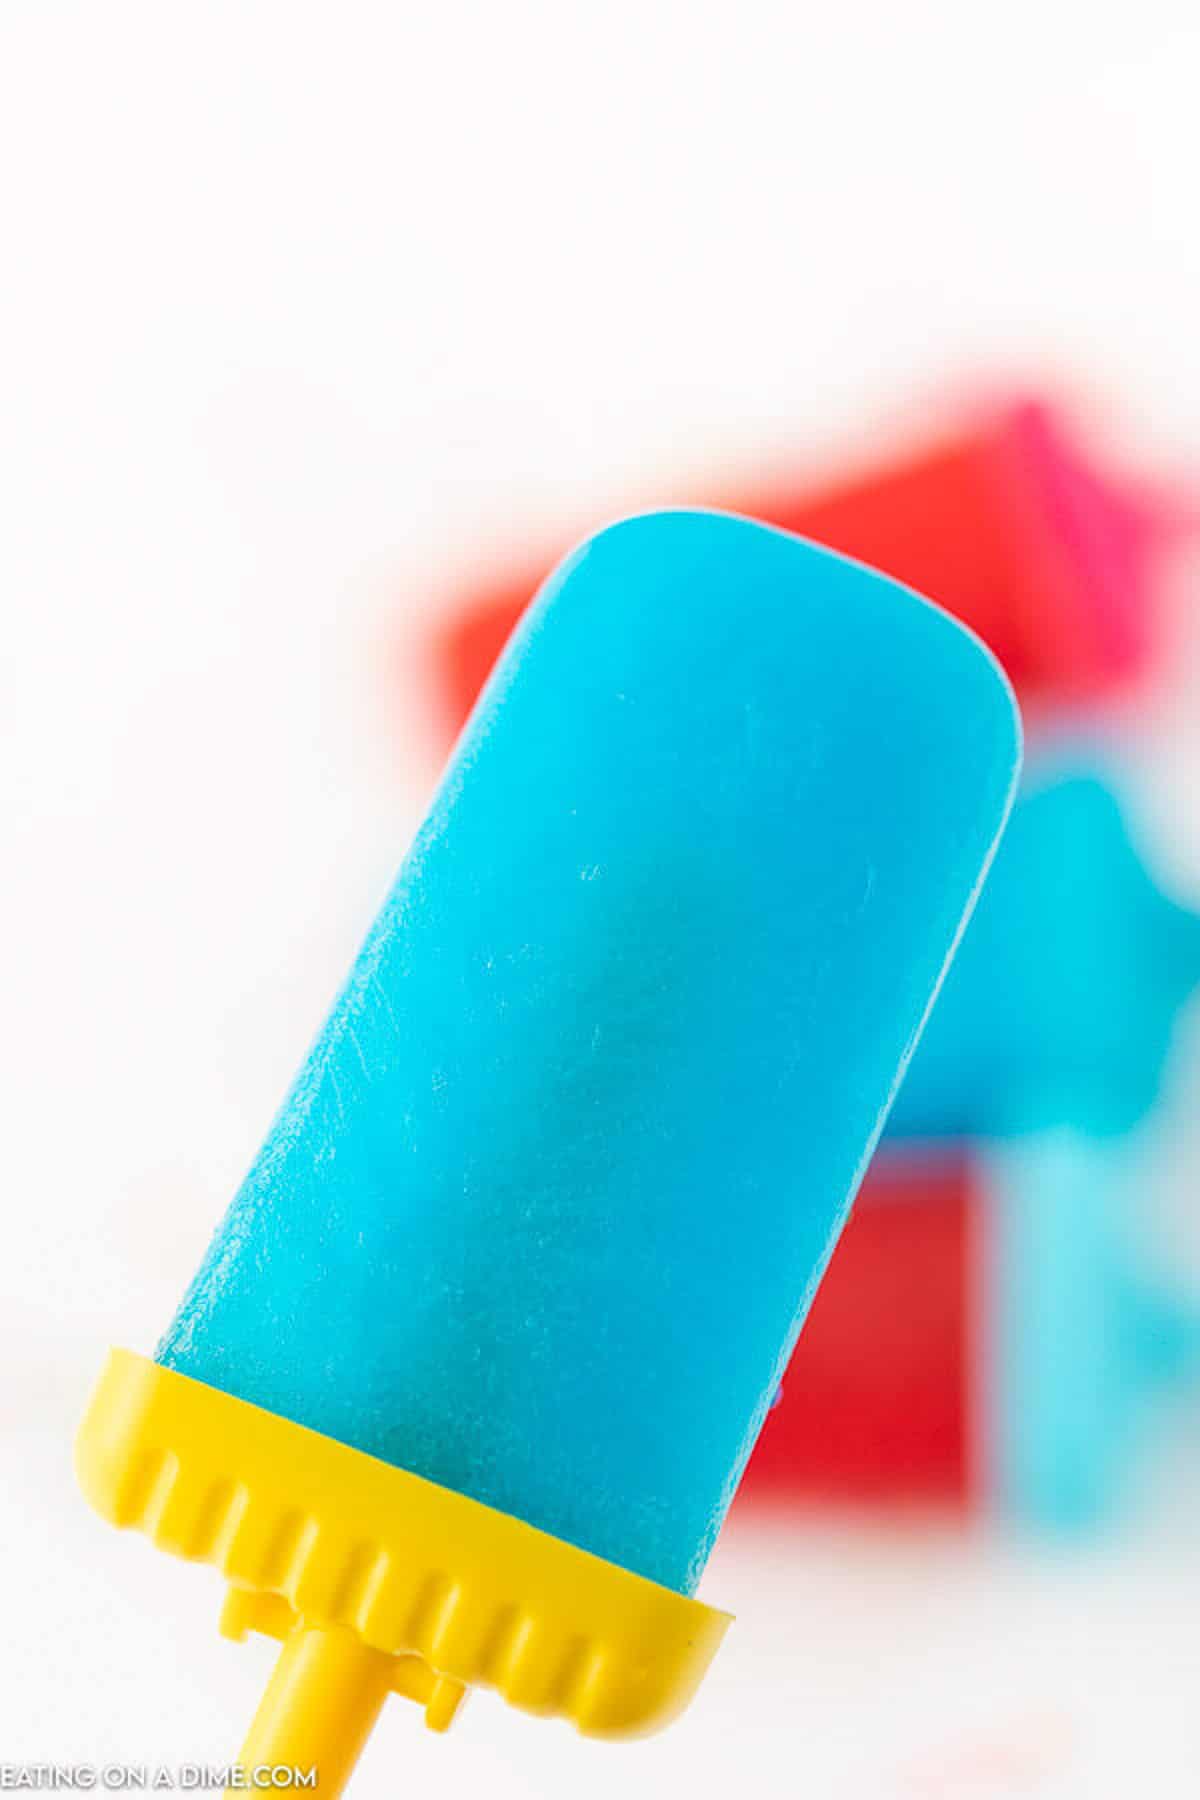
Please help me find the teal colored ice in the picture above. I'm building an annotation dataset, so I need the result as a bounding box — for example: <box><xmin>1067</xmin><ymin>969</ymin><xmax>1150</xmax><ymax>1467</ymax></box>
<box><xmin>158</xmin><ymin>511</ymin><xmax>1020</xmax><ymax>1594</ymax></box>
<box><xmin>885</xmin><ymin>765</ymin><xmax>1200</xmax><ymax>1141</ymax></box>
<box><xmin>988</xmin><ymin>1129</ymin><xmax>1200</xmax><ymax>1531</ymax></box>
<box><xmin>880</xmin><ymin>761</ymin><xmax>1200</xmax><ymax>1529</ymax></box>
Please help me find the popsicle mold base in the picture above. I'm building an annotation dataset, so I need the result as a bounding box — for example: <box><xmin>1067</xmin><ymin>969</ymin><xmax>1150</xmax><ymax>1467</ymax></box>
<box><xmin>76</xmin><ymin>1350</ymin><xmax>731</xmax><ymax>1786</ymax></box>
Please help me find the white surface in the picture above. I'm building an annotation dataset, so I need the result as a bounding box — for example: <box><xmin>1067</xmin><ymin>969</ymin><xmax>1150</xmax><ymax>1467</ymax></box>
<box><xmin>2</xmin><ymin>3</ymin><xmax>1199</xmax><ymax>1793</ymax></box>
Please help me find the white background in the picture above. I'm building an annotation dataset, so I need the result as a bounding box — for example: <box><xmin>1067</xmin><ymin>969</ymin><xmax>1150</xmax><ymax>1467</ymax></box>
<box><xmin>3</xmin><ymin>3</ymin><xmax>1200</xmax><ymax>1794</ymax></box>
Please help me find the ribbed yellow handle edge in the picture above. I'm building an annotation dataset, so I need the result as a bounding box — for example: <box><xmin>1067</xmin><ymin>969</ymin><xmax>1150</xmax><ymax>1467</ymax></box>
<box><xmin>76</xmin><ymin>1347</ymin><xmax>732</xmax><ymax>1791</ymax></box>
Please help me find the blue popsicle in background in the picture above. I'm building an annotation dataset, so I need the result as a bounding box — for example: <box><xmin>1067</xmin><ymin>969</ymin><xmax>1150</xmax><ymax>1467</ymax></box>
<box><xmin>883</xmin><ymin>760</ymin><xmax>1200</xmax><ymax>1526</ymax></box>
<box><xmin>885</xmin><ymin>764</ymin><xmax>1200</xmax><ymax>1142</ymax></box>
<box><xmin>988</xmin><ymin>1129</ymin><xmax>1200</xmax><ymax>1529</ymax></box>
<box><xmin>159</xmin><ymin>510</ymin><xmax>1020</xmax><ymax>1596</ymax></box>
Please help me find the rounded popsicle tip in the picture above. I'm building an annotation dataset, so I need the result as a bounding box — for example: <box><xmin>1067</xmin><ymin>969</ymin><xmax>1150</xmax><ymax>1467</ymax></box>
<box><xmin>525</xmin><ymin>502</ymin><xmax>1025</xmax><ymax>826</ymax></box>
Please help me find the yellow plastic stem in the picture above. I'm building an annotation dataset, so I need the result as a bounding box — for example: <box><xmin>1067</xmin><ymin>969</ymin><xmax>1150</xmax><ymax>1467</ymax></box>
<box><xmin>232</xmin><ymin>1620</ymin><xmax>394</xmax><ymax>1800</ymax></box>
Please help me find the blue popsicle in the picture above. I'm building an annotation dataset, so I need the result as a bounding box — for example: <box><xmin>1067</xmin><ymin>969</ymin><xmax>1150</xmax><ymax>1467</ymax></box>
<box><xmin>885</xmin><ymin>763</ymin><xmax>1200</xmax><ymax>1142</ymax></box>
<box><xmin>881</xmin><ymin>760</ymin><xmax>1200</xmax><ymax>1528</ymax></box>
<box><xmin>988</xmin><ymin>1128</ymin><xmax>1200</xmax><ymax>1530</ymax></box>
<box><xmin>158</xmin><ymin>510</ymin><xmax>1020</xmax><ymax>1596</ymax></box>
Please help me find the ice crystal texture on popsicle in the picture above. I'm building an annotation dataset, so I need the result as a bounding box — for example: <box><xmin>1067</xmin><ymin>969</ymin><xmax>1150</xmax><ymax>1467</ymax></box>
<box><xmin>160</xmin><ymin>511</ymin><xmax>1019</xmax><ymax>1593</ymax></box>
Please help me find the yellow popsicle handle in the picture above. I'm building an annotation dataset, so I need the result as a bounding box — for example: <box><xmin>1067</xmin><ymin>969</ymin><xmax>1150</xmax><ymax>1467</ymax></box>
<box><xmin>78</xmin><ymin>1350</ymin><xmax>731</xmax><ymax>1762</ymax></box>
<box><xmin>231</xmin><ymin>1621</ymin><xmax>394</xmax><ymax>1799</ymax></box>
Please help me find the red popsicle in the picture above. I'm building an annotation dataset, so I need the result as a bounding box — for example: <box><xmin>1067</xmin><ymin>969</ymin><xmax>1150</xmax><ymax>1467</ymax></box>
<box><xmin>736</xmin><ymin>1157</ymin><xmax>977</xmax><ymax>1510</ymax></box>
<box><xmin>431</xmin><ymin>399</ymin><xmax>1189</xmax><ymax>738</ymax></box>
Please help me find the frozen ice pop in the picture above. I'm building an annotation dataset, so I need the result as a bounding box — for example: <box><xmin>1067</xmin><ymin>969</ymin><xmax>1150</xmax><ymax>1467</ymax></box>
<box><xmin>77</xmin><ymin>511</ymin><xmax>1019</xmax><ymax>1788</ymax></box>
<box><xmin>748</xmin><ymin>762</ymin><xmax>1200</xmax><ymax>1532</ymax></box>
<box><xmin>989</xmin><ymin>1129</ymin><xmax>1200</xmax><ymax>1529</ymax></box>
<box><xmin>879</xmin><ymin>760</ymin><xmax>1200</xmax><ymax>1529</ymax></box>
<box><xmin>884</xmin><ymin>763</ymin><xmax>1200</xmax><ymax>1141</ymax></box>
